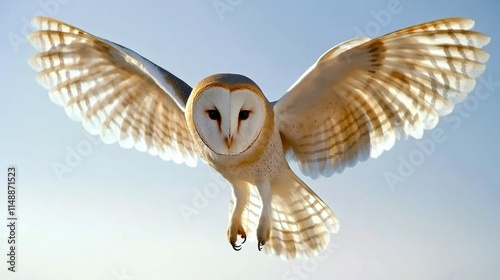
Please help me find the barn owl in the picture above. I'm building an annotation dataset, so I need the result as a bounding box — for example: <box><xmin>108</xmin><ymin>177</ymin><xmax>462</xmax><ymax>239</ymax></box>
<box><xmin>27</xmin><ymin>17</ymin><xmax>489</xmax><ymax>259</ymax></box>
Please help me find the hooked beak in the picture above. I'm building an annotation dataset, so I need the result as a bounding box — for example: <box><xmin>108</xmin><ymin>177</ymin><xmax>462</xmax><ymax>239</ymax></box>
<box><xmin>224</xmin><ymin>135</ymin><xmax>233</xmax><ymax>149</ymax></box>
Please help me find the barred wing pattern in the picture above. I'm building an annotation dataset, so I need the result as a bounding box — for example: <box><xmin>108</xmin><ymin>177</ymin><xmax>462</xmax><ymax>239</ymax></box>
<box><xmin>28</xmin><ymin>17</ymin><xmax>198</xmax><ymax>166</ymax></box>
<box><xmin>275</xmin><ymin>18</ymin><xmax>490</xmax><ymax>179</ymax></box>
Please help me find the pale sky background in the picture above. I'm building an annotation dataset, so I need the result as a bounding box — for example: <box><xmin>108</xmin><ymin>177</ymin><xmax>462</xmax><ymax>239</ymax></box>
<box><xmin>1</xmin><ymin>1</ymin><xmax>499</xmax><ymax>280</ymax></box>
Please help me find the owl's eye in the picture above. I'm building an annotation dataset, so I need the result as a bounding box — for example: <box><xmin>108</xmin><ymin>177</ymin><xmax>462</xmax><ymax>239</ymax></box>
<box><xmin>207</xmin><ymin>109</ymin><xmax>221</xmax><ymax>121</ymax></box>
<box><xmin>238</xmin><ymin>110</ymin><xmax>250</xmax><ymax>121</ymax></box>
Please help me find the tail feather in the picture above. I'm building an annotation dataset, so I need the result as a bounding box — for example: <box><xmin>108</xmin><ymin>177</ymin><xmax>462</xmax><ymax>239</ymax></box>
<box><xmin>266</xmin><ymin>172</ymin><xmax>339</xmax><ymax>259</ymax></box>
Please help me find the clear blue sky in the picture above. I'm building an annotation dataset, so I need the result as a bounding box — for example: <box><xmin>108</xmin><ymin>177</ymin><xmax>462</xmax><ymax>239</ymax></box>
<box><xmin>1</xmin><ymin>1</ymin><xmax>499</xmax><ymax>279</ymax></box>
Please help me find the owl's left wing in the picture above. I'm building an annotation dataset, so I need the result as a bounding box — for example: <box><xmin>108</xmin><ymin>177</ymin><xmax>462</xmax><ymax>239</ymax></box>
<box><xmin>274</xmin><ymin>18</ymin><xmax>489</xmax><ymax>179</ymax></box>
<box><xmin>28</xmin><ymin>17</ymin><xmax>198</xmax><ymax>167</ymax></box>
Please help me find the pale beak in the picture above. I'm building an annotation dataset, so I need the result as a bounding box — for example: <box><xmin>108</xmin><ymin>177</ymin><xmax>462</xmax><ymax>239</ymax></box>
<box><xmin>224</xmin><ymin>136</ymin><xmax>233</xmax><ymax>149</ymax></box>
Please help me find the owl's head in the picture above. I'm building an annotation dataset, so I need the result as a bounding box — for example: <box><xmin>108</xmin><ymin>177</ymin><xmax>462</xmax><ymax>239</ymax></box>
<box><xmin>187</xmin><ymin>74</ymin><xmax>270</xmax><ymax>156</ymax></box>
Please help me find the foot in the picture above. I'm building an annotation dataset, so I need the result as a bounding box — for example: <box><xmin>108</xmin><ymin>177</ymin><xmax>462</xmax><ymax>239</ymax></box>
<box><xmin>227</xmin><ymin>181</ymin><xmax>250</xmax><ymax>251</ymax></box>
<box><xmin>227</xmin><ymin>222</ymin><xmax>246</xmax><ymax>251</ymax></box>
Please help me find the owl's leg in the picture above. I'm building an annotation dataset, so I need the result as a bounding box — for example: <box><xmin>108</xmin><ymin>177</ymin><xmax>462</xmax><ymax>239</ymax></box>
<box><xmin>227</xmin><ymin>182</ymin><xmax>249</xmax><ymax>251</ymax></box>
<box><xmin>255</xmin><ymin>181</ymin><xmax>272</xmax><ymax>251</ymax></box>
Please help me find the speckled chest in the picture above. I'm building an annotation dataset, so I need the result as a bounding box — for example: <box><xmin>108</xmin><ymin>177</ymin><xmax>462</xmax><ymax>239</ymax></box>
<box><xmin>206</xmin><ymin>129</ymin><xmax>287</xmax><ymax>184</ymax></box>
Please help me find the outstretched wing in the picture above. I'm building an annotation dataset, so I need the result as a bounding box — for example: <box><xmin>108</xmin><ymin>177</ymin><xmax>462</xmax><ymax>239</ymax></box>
<box><xmin>28</xmin><ymin>17</ymin><xmax>198</xmax><ymax>167</ymax></box>
<box><xmin>274</xmin><ymin>18</ymin><xmax>490</xmax><ymax>178</ymax></box>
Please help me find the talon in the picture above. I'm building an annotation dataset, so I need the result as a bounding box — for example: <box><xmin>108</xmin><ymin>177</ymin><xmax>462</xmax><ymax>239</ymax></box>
<box><xmin>229</xmin><ymin>231</ymin><xmax>246</xmax><ymax>251</ymax></box>
<box><xmin>258</xmin><ymin>241</ymin><xmax>265</xmax><ymax>251</ymax></box>
<box><xmin>231</xmin><ymin>242</ymin><xmax>242</xmax><ymax>251</ymax></box>
<box><xmin>228</xmin><ymin>224</ymin><xmax>247</xmax><ymax>251</ymax></box>
<box><xmin>231</xmin><ymin>233</ymin><xmax>245</xmax><ymax>251</ymax></box>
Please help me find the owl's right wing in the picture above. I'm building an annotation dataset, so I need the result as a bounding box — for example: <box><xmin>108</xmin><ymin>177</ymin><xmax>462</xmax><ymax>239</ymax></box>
<box><xmin>28</xmin><ymin>17</ymin><xmax>198</xmax><ymax>167</ymax></box>
<box><xmin>274</xmin><ymin>18</ymin><xmax>489</xmax><ymax>178</ymax></box>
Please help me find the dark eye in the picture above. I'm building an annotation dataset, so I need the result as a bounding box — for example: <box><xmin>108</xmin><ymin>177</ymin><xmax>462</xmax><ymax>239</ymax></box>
<box><xmin>207</xmin><ymin>109</ymin><xmax>221</xmax><ymax>121</ymax></box>
<box><xmin>239</xmin><ymin>110</ymin><xmax>250</xmax><ymax>121</ymax></box>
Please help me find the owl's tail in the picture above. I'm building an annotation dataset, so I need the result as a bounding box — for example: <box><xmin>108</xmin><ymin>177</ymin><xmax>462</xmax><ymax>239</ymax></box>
<box><xmin>264</xmin><ymin>170</ymin><xmax>340</xmax><ymax>259</ymax></box>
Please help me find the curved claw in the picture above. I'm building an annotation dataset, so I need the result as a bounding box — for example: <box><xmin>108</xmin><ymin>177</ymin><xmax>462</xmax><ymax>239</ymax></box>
<box><xmin>231</xmin><ymin>242</ymin><xmax>242</xmax><ymax>251</ymax></box>
<box><xmin>258</xmin><ymin>241</ymin><xmax>265</xmax><ymax>251</ymax></box>
<box><xmin>228</xmin><ymin>224</ymin><xmax>246</xmax><ymax>252</ymax></box>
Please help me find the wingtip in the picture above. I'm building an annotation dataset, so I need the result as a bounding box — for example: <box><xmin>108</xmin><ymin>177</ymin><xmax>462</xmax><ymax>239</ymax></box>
<box><xmin>455</xmin><ymin>17</ymin><xmax>475</xmax><ymax>27</ymax></box>
<box><xmin>30</xmin><ymin>16</ymin><xmax>48</xmax><ymax>30</ymax></box>
<box><xmin>482</xmin><ymin>35</ymin><xmax>492</xmax><ymax>47</ymax></box>
<box><xmin>27</xmin><ymin>54</ymin><xmax>40</xmax><ymax>71</ymax></box>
